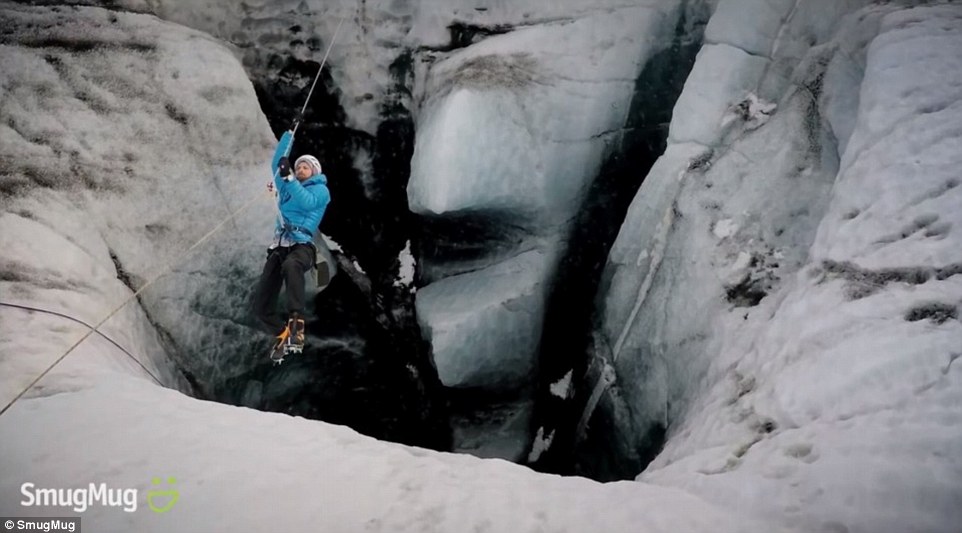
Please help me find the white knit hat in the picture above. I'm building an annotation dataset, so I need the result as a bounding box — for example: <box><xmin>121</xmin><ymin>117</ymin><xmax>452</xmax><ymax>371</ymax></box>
<box><xmin>294</xmin><ymin>155</ymin><xmax>322</xmax><ymax>176</ymax></box>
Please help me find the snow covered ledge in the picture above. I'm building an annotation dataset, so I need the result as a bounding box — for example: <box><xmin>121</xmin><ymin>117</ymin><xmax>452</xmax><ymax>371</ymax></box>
<box><xmin>1</xmin><ymin>377</ymin><xmax>775</xmax><ymax>531</ymax></box>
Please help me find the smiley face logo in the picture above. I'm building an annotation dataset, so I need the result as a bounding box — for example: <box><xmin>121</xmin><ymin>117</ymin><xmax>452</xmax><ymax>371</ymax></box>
<box><xmin>147</xmin><ymin>477</ymin><xmax>179</xmax><ymax>513</ymax></box>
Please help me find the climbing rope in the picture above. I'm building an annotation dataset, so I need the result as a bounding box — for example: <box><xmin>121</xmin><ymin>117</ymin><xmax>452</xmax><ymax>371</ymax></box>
<box><xmin>0</xmin><ymin>186</ymin><xmax>268</xmax><ymax>418</ymax></box>
<box><xmin>292</xmin><ymin>16</ymin><xmax>345</xmax><ymax>136</ymax></box>
<box><xmin>0</xmin><ymin>17</ymin><xmax>346</xmax><ymax>418</ymax></box>
<box><xmin>0</xmin><ymin>301</ymin><xmax>164</xmax><ymax>385</ymax></box>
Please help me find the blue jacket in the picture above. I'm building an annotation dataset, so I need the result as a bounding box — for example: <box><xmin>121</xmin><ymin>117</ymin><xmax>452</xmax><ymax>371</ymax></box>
<box><xmin>271</xmin><ymin>131</ymin><xmax>330</xmax><ymax>245</ymax></box>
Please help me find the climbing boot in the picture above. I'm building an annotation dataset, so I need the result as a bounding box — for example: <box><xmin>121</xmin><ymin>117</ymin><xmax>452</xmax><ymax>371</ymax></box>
<box><xmin>270</xmin><ymin>325</ymin><xmax>291</xmax><ymax>363</ymax></box>
<box><xmin>284</xmin><ymin>314</ymin><xmax>305</xmax><ymax>355</ymax></box>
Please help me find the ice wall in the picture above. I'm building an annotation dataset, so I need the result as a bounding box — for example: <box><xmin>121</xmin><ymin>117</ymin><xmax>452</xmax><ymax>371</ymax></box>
<box><xmin>595</xmin><ymin>1</ymin><xmax>962</xmax><ymax>530</ymax></box>
<box><xmin>0</xmin><ymin>3</ymin><xmax>277</xmax><ymax>399</ymax></box>
<box><xmin>407</xmin><ymin>3</ymin><xmax>693</xmax><ymax>459</ymax></box>
<box><xmin>409</xmin><ymin>5</ymin><xmax>678</xmax><ymax>387</ymax></box>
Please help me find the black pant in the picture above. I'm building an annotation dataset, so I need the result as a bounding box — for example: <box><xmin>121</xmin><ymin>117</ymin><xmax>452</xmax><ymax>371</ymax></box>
<box><xmin>253</xmin><ymin>244</ymin><xmax>315</xmax><ymax>334</ymax></box>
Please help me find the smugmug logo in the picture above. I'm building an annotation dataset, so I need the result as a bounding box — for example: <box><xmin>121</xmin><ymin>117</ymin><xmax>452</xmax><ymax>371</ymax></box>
<box><xmin>147</xmin><ymin>477</ymin><xmax>179</xmax><ymax>513</ymax></box>
<box><xmin>20</xmin><ymin>477</ymin><xmax>180</xmax><ymax>513</ymax></box>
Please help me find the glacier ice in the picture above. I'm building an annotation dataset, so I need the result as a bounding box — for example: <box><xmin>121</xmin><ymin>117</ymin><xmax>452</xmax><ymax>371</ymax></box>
<box><xmin>415</xmin><ymin>248</ymin><xmax>554</xmax><ymax>389</ymax></box>
<box><xmin>598</xmin><ymin>2</ymin><xmax>962</xmax><ymax>531</ymax></box>
<box><xmin>0</xmin><ymin>3</ymin><xmax>277</xmax><ymax>396</ymax></box>
<box><xmin>667</xmin><ymin>44</ymin><xmax>769</xmax><ymax>146</ymax></box>
<box><xmin>408</xmin><ymin>7</ymin><xmax>678</xmax><ymax>222</ymax></box>
<box><xmin>407</xmin><ymin>3</ymin><xmax>689</xmax><ymax>457</ymax></box>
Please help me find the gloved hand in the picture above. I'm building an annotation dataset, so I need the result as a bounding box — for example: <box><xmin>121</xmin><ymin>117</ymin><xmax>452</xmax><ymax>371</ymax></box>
<box><xmin>266</xmin><ymin>180</ymin><xmax>275</xmax><ymax>194</ymax></box>
<box><xmin>278</xmin><ymin>156</ymin><xmax>292</xmax><ymax>178</ymax></box>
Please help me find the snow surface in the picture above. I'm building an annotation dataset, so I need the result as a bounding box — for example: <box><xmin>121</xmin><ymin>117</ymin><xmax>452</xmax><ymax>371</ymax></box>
<box><xmin>1</xmin><ymin>377</ymin><xmax>772</xmax><ymax>532</ymax></box>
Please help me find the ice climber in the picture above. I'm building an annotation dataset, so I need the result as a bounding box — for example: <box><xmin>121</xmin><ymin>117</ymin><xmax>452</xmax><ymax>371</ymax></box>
<box><xmin>253</xmin><ymin>128</ymin><xmax>330</xmax><ymax>358</ymax></box>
